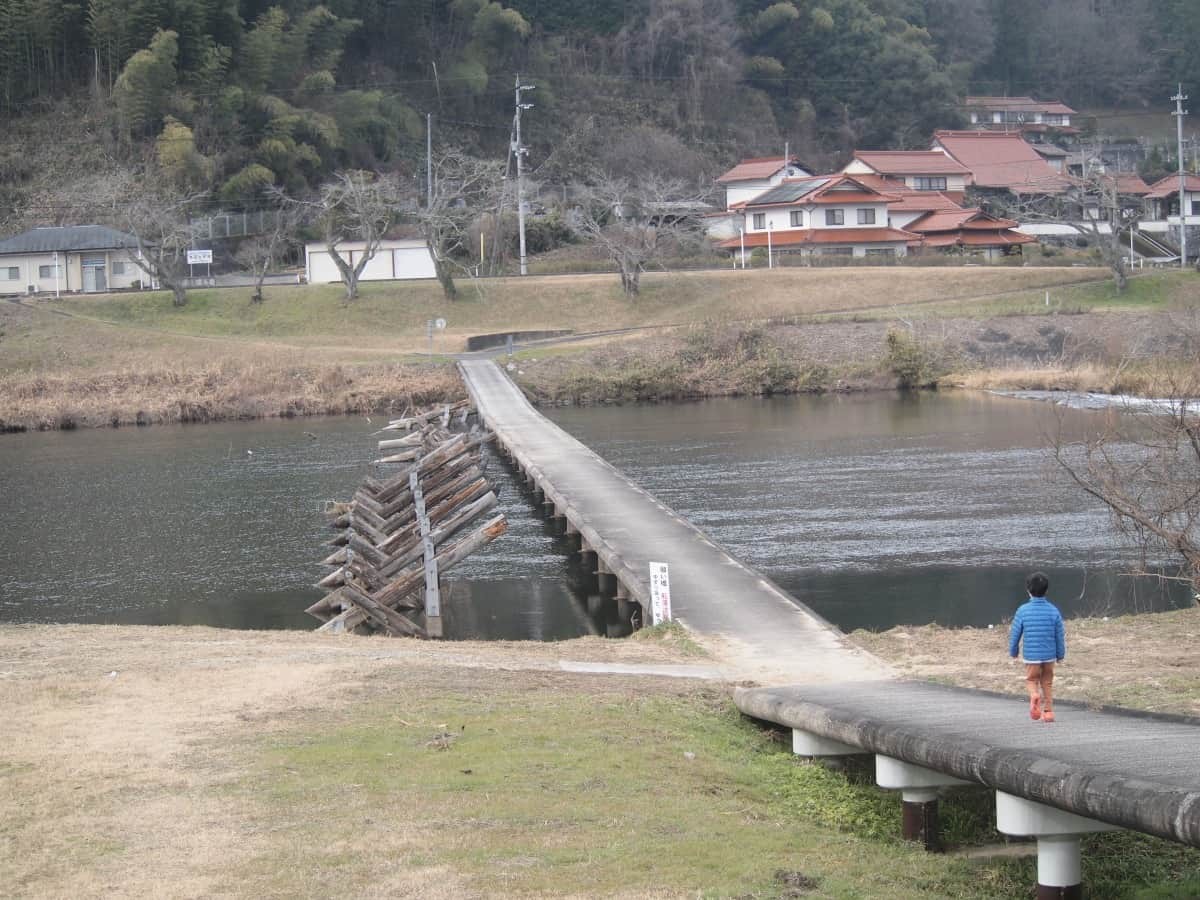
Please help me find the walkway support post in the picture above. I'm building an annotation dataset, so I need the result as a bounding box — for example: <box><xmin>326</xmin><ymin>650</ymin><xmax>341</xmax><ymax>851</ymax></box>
<box><xmin>996</xmin><ymin>792</ymin><xmax>1121</xmax><ymax>899</ymax></box>
<box><xmin>875</xmin><ymin>756</ymin><xmax>971</xmax><ymax>853</ymax></box>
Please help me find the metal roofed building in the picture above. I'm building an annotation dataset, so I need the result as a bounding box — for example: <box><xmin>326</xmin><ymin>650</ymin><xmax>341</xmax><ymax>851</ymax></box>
<box><xmin>0</xmin><ymin>225</ymin><xmax>145</xmax><ymax>295</ymax></box>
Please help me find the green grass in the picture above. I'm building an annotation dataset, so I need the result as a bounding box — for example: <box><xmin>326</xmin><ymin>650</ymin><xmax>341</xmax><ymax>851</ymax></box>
<box><xmin>828</xmin><ymin>270</ymin><xmax>1200</xmax><ymax>322</ymax></box>
<box><xmin>219</xmin><ymin>680</ymin><xmax>1199</xmax><ymax>898</ymax></box>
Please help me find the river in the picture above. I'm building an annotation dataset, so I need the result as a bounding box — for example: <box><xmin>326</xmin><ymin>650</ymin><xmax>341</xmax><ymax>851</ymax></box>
<box><xmin>0</xmin><ymin>392</ymin><xmax>1190</xmax><ymax>637</ymax></box>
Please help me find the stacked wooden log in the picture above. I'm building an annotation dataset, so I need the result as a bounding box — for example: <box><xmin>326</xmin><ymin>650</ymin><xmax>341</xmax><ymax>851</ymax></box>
<box><xmin>308</xmin><ymin>401</ymin><xmax>507</xmax><ymax>637</ymax></box>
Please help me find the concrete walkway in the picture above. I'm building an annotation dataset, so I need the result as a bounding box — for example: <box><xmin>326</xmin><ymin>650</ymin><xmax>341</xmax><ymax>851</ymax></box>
<box><xmin>460</xmin><ymin>359</ymin><xmax>891</xmax><ymax>685</ymax></box>
<box><xmin>736</xmin><ymin>680</ymin><xmax>1200</xmax><ymax>846</ymax></box>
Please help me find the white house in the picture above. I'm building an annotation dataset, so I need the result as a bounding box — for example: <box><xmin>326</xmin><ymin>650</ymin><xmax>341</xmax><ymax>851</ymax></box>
<box><xmin>843</xmin><ymin>150</ymin><xmax>972</xmax><ymax>203</ymax></box>
<box><xmin>305</xmin><ymin>238</ymin><xmax>437</xmax><ymax>284</ymax></box>
<box><xmin>963</xmin><ymin>96</ymin><xmax>1078</xmax><ymax>136</ymax></box>
<box><xmin>714</xmin><ymin>156</ymin><xmax>812</xmax><ymax>209</ymax></box>
<box><xmin>716</xmin><ymin>174</ymin><xmax>918</xmax><ymax>260</ymax></box>
<box><xmin>0</xmin><ymin>225</ymin><xmax>146</xmax><ymax>295</ymax></box>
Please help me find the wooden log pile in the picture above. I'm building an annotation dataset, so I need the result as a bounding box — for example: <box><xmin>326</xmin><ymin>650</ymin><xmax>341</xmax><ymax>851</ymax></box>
<box><xmin>308</xmin><ymin>400</ymin><xmax>507</xmax><ymax>637</ymax></box>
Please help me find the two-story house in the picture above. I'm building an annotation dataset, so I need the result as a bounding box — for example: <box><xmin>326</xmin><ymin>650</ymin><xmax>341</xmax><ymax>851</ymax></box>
<box><xmin>842</xmin><ymin>151</ymin><xmax>972</xmax><ymax>204</ymax></box>
<box><xmin>706</xmin><ymin>155</ymin><xmax>813</xmax><ymax>240</ymax></box>
<box><xmin>964</xmin><ymin>96</ymin><xmax>1079</xmax><ymax>140</ymax></box>
<box><xmin>715</xmin><ymin>174</ymin><xmax>919</xmax><ymax>261</ymax></box>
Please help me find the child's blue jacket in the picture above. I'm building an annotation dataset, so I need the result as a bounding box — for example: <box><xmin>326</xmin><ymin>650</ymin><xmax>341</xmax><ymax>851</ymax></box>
<box><xmin>1008</xmin><ymin>597</ymin><xmax>1066</xmax><ymax>662</ymax></box>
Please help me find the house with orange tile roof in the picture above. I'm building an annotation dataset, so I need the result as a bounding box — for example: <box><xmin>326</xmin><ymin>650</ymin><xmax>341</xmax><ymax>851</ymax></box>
<box><xmin>714</xmin><ymin>173</ymin><xmax>919</xmax><ymax>261</ymax></box>
<box><xmin>842</xmin><ymin>150</ymin><xmax>972</xmax><ymax>204</ymax></box>
<box><xmin>904</xmin><ymin>208</ymin><xmax>1035</xmax><ymax>260</ymax></box>
<box><xmin>714</xmin><ymin>155</ymin><xmax>812</xmax><ymax>208</ymax></box>
<box><xmin>931</xmin><ymin>130</ymin><xmax>1073</xmax><ymax>196</ymax></box>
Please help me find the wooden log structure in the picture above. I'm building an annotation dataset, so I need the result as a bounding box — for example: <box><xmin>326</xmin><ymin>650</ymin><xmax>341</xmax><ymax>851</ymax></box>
<box><xmin>308</xmin><ymin>404</ymin><xmax>505</xmax><ymax>638</ymax></box>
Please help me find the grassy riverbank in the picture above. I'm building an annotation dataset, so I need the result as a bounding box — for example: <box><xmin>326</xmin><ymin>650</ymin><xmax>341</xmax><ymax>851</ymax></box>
<box><xmin>0</xmin><ymin>266</ymin><xmax>1144</xmax><ymax>431</ymax></box>
<box><xmin>2</xmin><ymin>619</ymin><xmax>1198</xmax><ymax>899</ymax></box>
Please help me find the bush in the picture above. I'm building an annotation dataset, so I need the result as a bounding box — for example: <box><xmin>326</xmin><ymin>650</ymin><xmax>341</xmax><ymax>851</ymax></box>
<box><xmin>885</xmin><ymin>329</ymin><xmax>944</xmax><ymax>389</ymax></box>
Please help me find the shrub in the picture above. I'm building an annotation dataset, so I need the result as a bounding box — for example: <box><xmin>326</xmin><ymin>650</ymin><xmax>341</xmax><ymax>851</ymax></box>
<box><xmin>885</xmin><ymin>329</ymin><xmax>943</xmax><ymax>389</ymax></box>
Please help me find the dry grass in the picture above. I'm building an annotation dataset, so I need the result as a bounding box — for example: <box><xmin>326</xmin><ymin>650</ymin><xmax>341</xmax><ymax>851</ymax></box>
<box><xmin>0</xmin><ymin>359</ymin><xmax>462</xmax><ymax>431</ymax></box>
<box><xmin>851</xmin><ymin>606</ymin><xmax>1200</xmax><ymax>716</ymax></box>
<box><xmin>3</xmin><ymin>620</ymin><xmax>1198</xmax><ymax>897</ymax></box>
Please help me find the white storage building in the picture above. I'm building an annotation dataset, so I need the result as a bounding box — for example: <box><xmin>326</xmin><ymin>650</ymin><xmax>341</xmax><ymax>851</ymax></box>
<box><xmin>305</xmin><ymin>239</ymin><xmax>436</xmax><ymax>284</ymax></box>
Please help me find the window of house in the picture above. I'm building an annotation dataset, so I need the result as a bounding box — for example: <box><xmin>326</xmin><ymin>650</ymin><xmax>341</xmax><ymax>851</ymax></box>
<box><xmin>865</xmin><ymin>248</ymin><xmax>894</xmax><ymax>256</ymax></box>
<box><xmin>752</xmin><ymin>212</ymin><xmax>766</xmax><ymax>230</ymax></box>
<box><xmin>913</xmin><ymin>177</ymin><xmax>948</xmax><ymax>191</ymax></box>
<box><xmin>820</xmin><ymin>247</ymin><xmax>853</xmax><ymax>256</ymax></box>
<box><xmin>825</xmin><ymin>209</ymin><xmax>844</xmax><ymax>226</ymax></box>
<box><xmin>112</xmin><ymin>261</ymin><xmax>126</xmax><ymax>275</ymax></box>
<box><xmin>2</xmin><ymin>267</ymin><xmax>18</xmax><ymax>280</ymax></box>
<box><xmin>1190</xmin><ymin>200</ymin><xmax>1200</xmax><ymax>217</ymax></box>
<box><xmin>857</xmin><ymin>208</ymin><xmax>876</xmax><ymax>225</ymax></box>
<box><xmin>790</xmin><ymin>210</ymin><xmax>803</xmax><ymax>227</ymax></box>
<box><xmin>38</xmin><ymin>264</ymin><xmax>62</xmax><ymax>279</ymax></box>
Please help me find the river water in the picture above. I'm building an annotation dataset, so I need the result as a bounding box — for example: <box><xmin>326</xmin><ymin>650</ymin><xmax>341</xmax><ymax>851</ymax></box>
<box><xmin>0</xmin><ymin>392</ymin><xmax>1190</xmax><ymax>637</ymax></box>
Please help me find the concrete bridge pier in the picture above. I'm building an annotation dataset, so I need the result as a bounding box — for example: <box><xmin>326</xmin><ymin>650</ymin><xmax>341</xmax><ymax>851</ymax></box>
<box><xmin>996</xmin><ymin>792</ymin><xmax>1121</xmax><ymax>899</ymax></box>
<box><xmin>613</xmin><ymin>584</ymin><xmax>642</xmax><ymax>630</ymax></box>
<box><xmin>595</xmin><ymin>558</ymin><xmax>617</xmax><ymax>595</ymax></box>
<box><xmin>791</xmin><ymin>728</ymin><xmax>860</xmax><ymax>758</ymax></box>
<box><xmin>875</xmin><ymin>756</ymin><xmax>971</xmax><ymax>853</ymax></box>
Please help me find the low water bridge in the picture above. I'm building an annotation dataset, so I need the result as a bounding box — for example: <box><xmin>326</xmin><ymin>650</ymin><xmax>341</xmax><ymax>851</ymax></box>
<box><xmin>458</xmin><ymin>359</ymin><xmax>1200</xmax><ymax>897</ymax></box>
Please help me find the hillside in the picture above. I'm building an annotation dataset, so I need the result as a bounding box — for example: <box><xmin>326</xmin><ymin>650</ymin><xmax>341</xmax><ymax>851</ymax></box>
<box><xmin>4</xmin><ymin>0</ymin><xmax>1200</xmax><ymax>234</ymax></box>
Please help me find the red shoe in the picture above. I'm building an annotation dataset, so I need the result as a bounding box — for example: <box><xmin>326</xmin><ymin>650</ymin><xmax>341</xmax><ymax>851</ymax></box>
<box><xmin>1043</xmin><ymin>710</ymin><xmax>1055</xmax><ymax>723</ymax></box>
<box><xmin>1030</xmin><ymin>697</ymin><xmax>1042</xmax><ymax>720</ymax></box>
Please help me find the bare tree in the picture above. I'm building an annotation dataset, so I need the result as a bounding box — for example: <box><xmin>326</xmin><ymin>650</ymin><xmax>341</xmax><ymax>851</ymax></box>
<box><xmin>293</xmin><ymin>171</ymin><xmax>403</xmax><ymax>302</ymax></box>
<box><xmin>1052</xmin><ymin>377</ymin><xmax>1200</xmax><ymax>593</ymax></box>
<box><xmin>123</xmin><ymin>186</ymin><xmax>204</xmax><ymax>307</ymax></box>
<box><xmin>234</xmin><ymin>204</ymin><xmax>300</xmax><ymax>304</ymax></box>
<box><xmin>570</xmin><ymin>174</ymin><xmax>707</xmax><ymax>297</ymax></box>
<box><xmin>418</xmin><ymin>149</ymin><xmax>505</xmax><ymax>301</ymax></box>
<box><xmin>1002</xmin><ymin>173</ymin><xmax>1144</xmax><ymax>292</ymax></box>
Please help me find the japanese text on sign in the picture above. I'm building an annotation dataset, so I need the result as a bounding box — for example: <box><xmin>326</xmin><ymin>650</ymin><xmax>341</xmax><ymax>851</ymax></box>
<box><xmin>649</xmin><ymin>561</ymin><xmax>672</xmax><ymax>625</ymax></box>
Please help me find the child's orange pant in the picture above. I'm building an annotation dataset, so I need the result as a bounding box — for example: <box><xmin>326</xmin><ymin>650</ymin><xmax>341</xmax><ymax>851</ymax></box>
<box><xmin>1025</xmin><ymin>662</ymin><xmax>1055</xmax><ymax>711</ymax></box>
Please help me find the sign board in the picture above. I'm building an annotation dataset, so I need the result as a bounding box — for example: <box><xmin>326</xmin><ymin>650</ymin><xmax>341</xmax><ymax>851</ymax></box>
<box><xmin>187</xmin><ymin>249</ymin><xmax>213</xmax><ymax>265</ymax></box>
<box><xmin>649</xmin><ymin>561</ymin><xmax>672</xmax><ymax>625</ymax></box>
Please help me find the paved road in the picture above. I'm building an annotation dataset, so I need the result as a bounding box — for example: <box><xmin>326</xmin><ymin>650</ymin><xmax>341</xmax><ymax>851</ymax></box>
<box><xmin>460</xmin><ymin>359</ymin><xmax>892</xmax><ymax>684</ymax></box>
<box><xmin>736</xmin><ymin>680</ymin><xmax>1200</xmax><ymax>846</ymax></box>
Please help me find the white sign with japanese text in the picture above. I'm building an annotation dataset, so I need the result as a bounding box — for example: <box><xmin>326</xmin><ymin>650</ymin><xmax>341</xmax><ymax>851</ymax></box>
<box><xmin>187</xmin><ymin>249</ymin><xmax>213</xmax><ymax>265</ymax></box>
<box><xmin>649</xmin><ymin>561</ymin><xmax>672</xmax><ymax>625</ymax></box>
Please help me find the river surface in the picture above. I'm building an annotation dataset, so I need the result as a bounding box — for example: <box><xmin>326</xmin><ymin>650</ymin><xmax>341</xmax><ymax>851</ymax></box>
<box><xmin>0</xmin><ymin>392</ymin><xmax>1190</xmax><ymax>637</ymax></box>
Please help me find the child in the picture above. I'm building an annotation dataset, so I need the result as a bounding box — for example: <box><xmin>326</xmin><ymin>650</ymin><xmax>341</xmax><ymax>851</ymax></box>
<box><xmin>1008</xmin><ymin>572</ymin><xmax>1066</xmax><ymax>722</ymax></box>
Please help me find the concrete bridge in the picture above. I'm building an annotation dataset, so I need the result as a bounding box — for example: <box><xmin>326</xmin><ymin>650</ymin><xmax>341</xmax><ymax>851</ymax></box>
<box><xmin>458</xmin><ymin>359</ymin><xmax>1200</xmax><ymax>897</ymax></box>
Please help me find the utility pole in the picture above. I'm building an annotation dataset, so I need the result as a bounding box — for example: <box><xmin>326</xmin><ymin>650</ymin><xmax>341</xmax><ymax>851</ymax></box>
<box><xmin>1173</xmin><ymin>84</ymin><xmax>1188</xmax><ymax>269</ymax></box>
<box><xmin>426</xmin><ymin>113</ymin><xmax>433</xmax><ymax>211</ymax></box>
<box><xmin>513</xmin><ymin>74</ymin><xmax>535</xmax><ymax>276</ymax></box>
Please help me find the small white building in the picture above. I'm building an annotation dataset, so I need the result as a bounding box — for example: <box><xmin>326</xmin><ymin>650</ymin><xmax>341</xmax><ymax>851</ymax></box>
<box><xmin>0</xmin><ymin>225</ymin><xmax>145</xmax><ymax>295</ymax></box>
<box><xmin>304</xmin><ymin>238</ymin><xmax>437</xmax><ymax>284</ymax></box>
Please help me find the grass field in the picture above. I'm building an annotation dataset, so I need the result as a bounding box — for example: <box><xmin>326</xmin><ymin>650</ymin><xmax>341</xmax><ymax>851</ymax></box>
<box><xmin>8</xmin><ymin>264</ymin><xmax>1199</xmax><ymax>431</ymax></box>
<box><xmin>19</xmin><ymin>266</ymin><xmax>1110</xmax><ymax>359</ymax></box>
<box><xmin>2</xmin><ymin>622</ymin><xmax>1197</xmax><ymax>899</ymax></box>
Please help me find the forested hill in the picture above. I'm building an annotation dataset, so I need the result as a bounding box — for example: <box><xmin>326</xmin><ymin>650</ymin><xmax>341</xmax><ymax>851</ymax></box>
<box><xmin>2</xmin><ymin>0</ymin><xmax>1200</xmax><ymax>219</ymax></box>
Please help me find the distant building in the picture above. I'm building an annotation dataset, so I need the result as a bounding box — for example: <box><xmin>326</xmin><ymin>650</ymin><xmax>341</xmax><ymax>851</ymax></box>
<box><xmin>843</xmin><ymin>150</ymin><xmax>972</xmax><ymax>204</ymax></box>
<box><xmin>931</xmin><ymin>131</ymin><xmax>1073</xmax><ymax>196</ymax></box>
<box><xmin>964</xmin><ymin>96</ymin><xmax>1079</xmax><ymax>139</ymax></box>
<box><xmin>0</xmin><ymin>225</ymin><xmax>145</xmax><ymax>295</ymax></box>
<box><xmin>304</xmin><ymin>238</ymin><xmax>436</xmax><ymax>284</ymax></box>
<box><xmin>715</xmin><ymin>173</ymin><xmax>919</xmax><ymax>260</ymax></box>
<box><xmin>714</xmin><ymin>156</ymin><xmax>812</xmax><ymax>209</ymax></box>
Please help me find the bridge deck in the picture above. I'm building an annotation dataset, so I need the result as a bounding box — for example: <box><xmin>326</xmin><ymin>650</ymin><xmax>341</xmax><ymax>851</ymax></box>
<box><xmin>736</xmin><ymin>681</ymin><xmax>1200</xmax><ymax>847</ymax></box>
<box><xmin>459</xmin><ymin>359</ymin><xmax>890</xmax><ymax>683</ymax></box>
